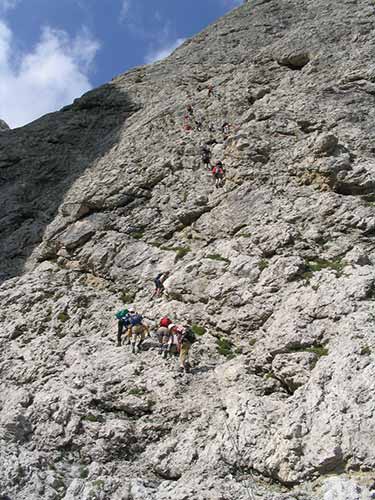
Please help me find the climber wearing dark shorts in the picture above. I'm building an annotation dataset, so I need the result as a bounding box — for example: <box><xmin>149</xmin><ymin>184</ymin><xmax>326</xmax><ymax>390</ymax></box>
<box><xmin>153</xmin><ymin>271</ymin><xmax>170</xmax><ymax>297</ymax></box>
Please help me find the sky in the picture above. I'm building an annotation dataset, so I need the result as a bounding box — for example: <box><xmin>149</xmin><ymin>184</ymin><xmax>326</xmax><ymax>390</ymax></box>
<box><xmin>0</xmin><ymin>0</ymin><xmax>243</xmax><ymax>128</ymax></box>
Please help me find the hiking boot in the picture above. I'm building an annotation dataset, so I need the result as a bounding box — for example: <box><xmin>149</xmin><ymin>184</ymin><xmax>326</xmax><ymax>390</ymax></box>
<box><xmin>131</xmin><ymin>344</ymin><xmax>136</xmax><ymax>354</ymax></box>
<box><xmin>117</xmin><ymin>341</ymin><xmax>122</xmax><ymax>347</ymax></box>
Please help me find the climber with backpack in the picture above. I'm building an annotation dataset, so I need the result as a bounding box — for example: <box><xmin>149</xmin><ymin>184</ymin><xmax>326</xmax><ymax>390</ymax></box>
<box><xmin>128</xmin><ymin>307</ymin><xmax>149</xmax><ymax>354</ymax></box>
<box><xmin>169</xmin><ymin>323</ymin><xmax>197</xmax><ymax>373</ymax></box>
<box><xmin>115</xmin><ymin>308</ymin><xmax>130</xmax><ymax>347</ymax></box>
<box><xmin>212</xmin><ymin>161</ymin><xmax>226</xmax><ymax>188</ymax></box>
<box><xmin>157</xmin><ymin>315</ymin><xmax>173</xmax><ymax>357</ymax></box>
<box><xmin>201</xmin><ymin>143</ymin><xmax>211</xmax><ymax>168</ymax></box>
<box><xmin>153</xmin><ymin>271</ymin><xmax>170</xmax><ymax>297</ymax></box>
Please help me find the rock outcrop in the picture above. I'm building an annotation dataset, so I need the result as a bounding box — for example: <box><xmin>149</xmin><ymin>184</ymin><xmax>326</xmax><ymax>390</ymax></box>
<box><xmin>1</xmin><ymin>0</ymin><xmax>375</xmax><ymax>499</ymax></box>
<box><xmin>0</xmin><ymin>119</ymin><xmax>10</xmax><ymax>132</ymax></box>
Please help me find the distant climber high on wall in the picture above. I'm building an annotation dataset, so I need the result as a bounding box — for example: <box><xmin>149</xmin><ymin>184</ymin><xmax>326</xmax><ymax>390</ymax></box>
<box><xmin>212</xmin><ymin>161</ymin><xmax>226</xmax><ymax>188</ymax></box>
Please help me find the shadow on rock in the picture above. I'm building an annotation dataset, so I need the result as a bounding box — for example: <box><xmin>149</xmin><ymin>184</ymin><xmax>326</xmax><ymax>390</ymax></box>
<box><xmin>0</xmin><ymin>84</ymin><xmax>140</xmax><ymax>283</ymax></box>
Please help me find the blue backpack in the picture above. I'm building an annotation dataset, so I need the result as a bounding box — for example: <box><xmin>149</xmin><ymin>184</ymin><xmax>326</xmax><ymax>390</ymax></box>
<box><xmin>130</xmin><ymin>313</ymin><xmax>143</xmax><ymax>326</ymax></box>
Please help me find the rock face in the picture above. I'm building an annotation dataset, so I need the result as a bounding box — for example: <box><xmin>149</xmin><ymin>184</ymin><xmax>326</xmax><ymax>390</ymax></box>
<box><xmin>1</xmin><ymin>0</ymin><xmax>375</xmax><ymax>499</ymax></box>
<box><xmin>0</xmin><ymin>119</ymin><xmax>10</xmax><ymax>131</ymax></box>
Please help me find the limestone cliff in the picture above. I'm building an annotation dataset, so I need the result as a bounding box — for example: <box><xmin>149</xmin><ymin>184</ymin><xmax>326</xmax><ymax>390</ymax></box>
<box><xmin>1</xmin><ymin>1</ymin><xmax>375</xmax><ymax>499</ymax></box>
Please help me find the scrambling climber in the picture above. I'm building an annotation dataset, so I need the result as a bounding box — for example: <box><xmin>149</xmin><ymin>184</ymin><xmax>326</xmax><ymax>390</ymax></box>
<box><xmin>201</xmin><ymin>143</ymin><xmax>211</xmax><ymax>168</ymax></box>
<box><xmin>169</xmin><ymin>324</ymin><xmax>196</xmax><ymax>373</ymax></box>
<box><xmin>153</xmin><ymin>271</ymin><xmax>170</xmax><ymax>297</ymax></box>
<box><xmin>208</xmin><ymin>84</ymin><xmax>214</xmax><ymax>97</ymax></box>
<box><xmin>222</xmin><ymin>122</ymin><xmax>230</xmax><ymax>138</ymax></box>
<box><xmin>115</xmin><ymin>308</ymin><xmax>130</xmax><ymax>347</ymax></box>
<box><xmin>187</xmin><ymin>104</ymin><xmax>194</xmax><ymax>116</ymax></box>
<box><xmin>128</xmin><ymin>307</ymin><xmax>149</xmax><ymax>354</ymax></box>
<box><xmin>157</xmin><ymin>315</ymin><xmax>173</xmax><ymax>358</ymax></box>
<box><xmin>212</xmin><ymin>161</ymin><xmax>226</xmax><ymax>188</ymax></box>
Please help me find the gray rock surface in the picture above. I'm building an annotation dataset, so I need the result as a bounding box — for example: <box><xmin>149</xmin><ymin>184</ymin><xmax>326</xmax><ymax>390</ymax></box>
<box><xmin>1</xmin><ymin>0</ymin><xmax>375</xmax><ymax>498</ymax></box>
<box><xmin>0</xmin><ymin>119</ymin><xmax>10</xmax><ymax>131</ymax></box>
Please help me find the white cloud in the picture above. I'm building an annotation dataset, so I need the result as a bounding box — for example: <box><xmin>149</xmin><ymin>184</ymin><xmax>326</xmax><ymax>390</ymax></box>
<box><xmin>0</xmin><ymin>21</ymin><xmax>100</xmax><ymax>128</ymax></box>
<box><xmin>144</xmin><ymin>37</ymin><xmax>185</xmax><ymax>64</ymax></box>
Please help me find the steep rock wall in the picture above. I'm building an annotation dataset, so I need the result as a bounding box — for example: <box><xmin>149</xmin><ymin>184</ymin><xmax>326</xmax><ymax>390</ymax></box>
<box><xmin>1</xmin><ymin>1</ymin><xmax>375</xmax><ymax>499</ymax></box>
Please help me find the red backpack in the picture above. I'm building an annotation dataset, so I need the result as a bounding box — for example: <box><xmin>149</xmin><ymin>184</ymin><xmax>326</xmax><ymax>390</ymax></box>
<box><xmin>160</xmin><ymin>316</ymin><xmax>172</xmax><ymax>328</ymax></box>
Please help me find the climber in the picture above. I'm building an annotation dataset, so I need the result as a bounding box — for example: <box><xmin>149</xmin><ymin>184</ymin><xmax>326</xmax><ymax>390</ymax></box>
<box><xmin>195</xmin><ymin>119</ymin><xmax>203</xmax><ymax>131</ymax></box>
<box><xmin>212</xmin><ymin>161</ymin><xmax>226</xmax><ymax>188</ymax></box>
<box><xmin>201</xmin><ymin>143</ymin><xmax>211</xmax><ymax>168</ymax></box>
<box><xmin>208</xmin><ymin>84</ymin><xmax>214</xmax><ymax>97</ymax></box>
<box><xmin>187</xmin><ymin>104</ymin><xmax>194</xmax><ymax>116</ymax></box>
<box><xmin>128</xmin><ymin>307</ymin><xmax>149</xmax><ymax>354</ymax></box>
<box><xmin>169</xmin><ymin>323</ymin><xmax>197</xmax><ymax>373</ymax></box>
<box><xmin>222</xmin><ymin>122</ymin><xmax>230</xmax><ymax>138</ymax></box>
<box><xmin>153</xmin><ymin>271</ymin><xmax>170</xmax><ymax>297</ymax></box>
<box><xmin>115</xmin><ymin>308</ymin><xmax>130</xmax><ymax>347</ymax></box>
<box><xmin>157</xmin><ymin>315</ymin><xmax>173</xmax><ymax>357</ymax></box>
<box><xmin>183</xmin><ymin>114</ymin><xmax>192</xmax><ymax>132</ymax></box>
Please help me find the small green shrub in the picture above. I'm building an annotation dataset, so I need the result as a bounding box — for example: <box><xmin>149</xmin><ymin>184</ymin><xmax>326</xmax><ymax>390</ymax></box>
<box><xmin>57</xmin><ymin>312</ymin><xmax>70</xmax><ymax>323</ymax></box>
<box><xmin>304</xmin><ymin>259</ymin><xmax>346</xmax><ymax>278</ymax></box>
<box><xmin>360</xmin><ymin>346</ymin><xmax>371</xmax><ymax>355</ymax></box>
<box><xmin>128</xmin><ymin>387</ymin><xmax>147</xmax><ymax>396</ymax></box>
<box><xmin>160</xmin><ymin>245</ymin><xmax>191</xmax><ymax>262</ymax></box>
<box><xmin>79</xmin><ymin>467</ymin><xmax>89</xmax><ymax>479</ymax></box>
<box><xmin>174</xmin><ymin>246</ymin><xmax>191</xmax><ymax>262</ymax></box>
<box><xmin>287</xmin><ymin>344</ymin><xmax>328</xmax><ymax>357</ymax></box>
<box><xmin>206</xmin><ymin>254</ymin><xmax>230</xmax><ymax>264</ymax></box>
<box><xmin>363</xmin><ymin>193</ymin><xmax>375</xmax><ymax>206</ymax></box>
<box><xmin>120</xmin><ymin>290</ymin><xmax>136</xmax><ymax>304</ymax></box>
<box><xmin>93</xmin><ymin>480</ymin><xmax>105</xmax><ymax>489</ymax></box>
<box><xmin>216</xmin><ymin>337</ymin><xmax>235</xmax><ymax>359</ymax></box>
<box><xmin>191</xmin><ymin>324</ymin><xmax>206</xmax><ymax>336</ymax></box>
<box><xmin>306</xmin><ymin>346</ymin><xmax>328</xmax><ymax>357</ymax></box>
<box><xmin>131</xmin><ymin>231</ymin><xmax>144</xmax><ymax>240</ymax></box>
<box><xmin>258</xmin><ymin>259</ymin><xmax>269</xmax><ymax>271</ymax></box>
<box><xmin>249</xmin><ymin>338</ymin><xmax>257</xmax><ymax>346</ymax></box>
<box><xmin>83</xmin><ymin>413</ymin><xmax>99</xmax><ymax>422</ymax></box>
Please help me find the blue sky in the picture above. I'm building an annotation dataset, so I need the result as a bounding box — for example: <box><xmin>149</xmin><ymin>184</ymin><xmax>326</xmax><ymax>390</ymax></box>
<box><xmin>0</xmin><ymin>0</ymin><xmax>242</xmax><ymax>128</ymax></box>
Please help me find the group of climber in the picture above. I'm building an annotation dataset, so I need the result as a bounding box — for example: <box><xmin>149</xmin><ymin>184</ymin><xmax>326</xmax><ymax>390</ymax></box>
<box><xmin>201</xmin><ymin>143</ymin><xmax>226</xmax><ymax>188</ymax></box>
<box><xmin>181</xmin><ymin>83</ymin><xmax>231</xmax><ymax>189</ymax></box>
<box><xmin>115</xmin><ymin>309</ymin><xmax>197</xmax><ymax>373</ymax></box>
